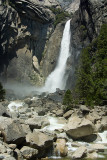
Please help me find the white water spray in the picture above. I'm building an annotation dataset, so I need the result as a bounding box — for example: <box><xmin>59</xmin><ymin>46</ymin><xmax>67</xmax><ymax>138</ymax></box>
<box><xmin>42</xmin><ymin>20</ymin><xmax>71</xmax><ymax>93</ymax></box>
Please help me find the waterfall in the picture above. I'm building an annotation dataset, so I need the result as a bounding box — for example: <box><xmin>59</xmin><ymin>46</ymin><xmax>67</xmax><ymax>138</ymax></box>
<box><xmin>42</xmin><ymin>19</ymin><xmax>71</xmax><ymax>93</ymax></box>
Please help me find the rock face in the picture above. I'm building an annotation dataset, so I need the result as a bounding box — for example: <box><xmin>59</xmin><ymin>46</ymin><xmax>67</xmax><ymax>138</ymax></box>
<box><xmin>66</xmin><ymin>0</ymin><xmax>107</xmax><ymax>89</ymax></box>
<box><xmin>41</xmin><ymin>21</ymin><xmax>65</xmax><ymax>77</ymax></box>
<box><xmin>66</xmin><ymin>116</ymin><xmax>95</xmax><ymax>140</ymax></box>
<box><xmin>66</xmin><ymin>0</ymin><xmax>80</xmax><ymax>14</ymax></box>
<box><xmin>0</xmin><ymin>0</ymin><xmax>61</xmax><ymax>86</ymax></box>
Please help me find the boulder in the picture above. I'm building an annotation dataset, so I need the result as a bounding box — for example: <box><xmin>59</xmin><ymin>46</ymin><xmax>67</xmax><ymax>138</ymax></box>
<box><xmin>86</xmin><ymin>111</ymin><xmax>101</xmax><ymax>124</ymax></box>
<box><xmin>56</xmin><ymin>109</ymin><xmax>63</xmax><ymax>117</ymax></box>
<box><xmin>0</xmin><ymin>104</ymin><xmax>10</xmax><ymax>117</ymax></box>
<box><xmin>0</xmin><ymin>154</ymin><xmax>16</xmax><ymax>160</ymax></box>
<box><xmin>89</xmin><ymin>144</ymin><xmax>106</xmax><ymax>152</ymax></box>
<box><xmin>80</xmin><ymin>134</ymin><xmax>98</xmax><ymax>142</ymax></box>
<box><xmin>72</xmin><ymin>146</ymin><xmax>87</xmax><ymax>159</ymax></box>
<box><xmin>20</xmin><ymin>146</ymin><xmax>38</xmax><ymax>159</ymax></box>
<box><xmin>87</xmin><ymin>151</ymin><xmax>98</xmax><ymax>159</ymax></box>
<box><xmin>21</xmin><ymin>124</ymin><xmax>31</xmax><ymax>135</ymax></box>
<box><xmin>25</xmin><ymin>117</ymin><xmax>50</xmax><ymax>130</ymax></box>
<box><xmin>14</xmin><ymin>148</ymin><xmax>23</xmax><ymax>160</ymax></box>
<box><xmin>25</xmin><ymin>118</ymin><xmax>42</xmax><ymax>130</ymax></box>
<box><xmin>8</xmin><ymin>144</ymin><xmax>17</xmax><ymax>150</ymax></box>
<box><xmin>63</xmin><ymin>110</ymin><xmax>73</xmax><ymax>119</ymax></box>
<box><xmin>54</xmin><ymin>139</ymin><xmax>68</xmax><ymax>157</ymax></box>
<box><xmin>0</xmin><ymin>143</ymin><xmax>7</xmax><ymax>154</ymax></box>
<box><xmin>0</xmin><ymin>117</ymin><xmax>25</xmax><ymax>145</ymax></box>
<box><xmin>26</xmin><ymin>130</ymin><xmax>53</xmax><ymax>149</ymax></box>
<box><xmin>80</xmin><ymin>105</ymin><xmax>90</xmax><ymax>114</ymax></box>
<box><xmin>66</xmin><ymin>116</ymin><xmax>95</xmax><ymax>140</ymax></box>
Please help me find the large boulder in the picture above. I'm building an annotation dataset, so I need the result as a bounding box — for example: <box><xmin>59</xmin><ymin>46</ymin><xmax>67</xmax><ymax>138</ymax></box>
<box><xmin>26</xmin><ymin>130</ymin><xmax>54</xmax><ymax>157</ymax></box>
<box><xmin>66</xmin><ymin>116</ymin><xmax>95</xmax><ymax>140</ymax></box>
<box><xmin>20</xmin><ymin>146</ymin><xmax>38</xmax><ymax>159</ymax></box>
<box><xmin>25</xmin><ymin>116</ymin><xmax>50</xmax><ymax>130</ymax></box>
<box><xmin>0</xmin><ymin>117</ymin><xmax>25</xmax><ymax>145</ymax></box>
<box><xmin>63</xmin><ymin>110</ymin><xmax>73</xmax><ymax>119</ymax></box>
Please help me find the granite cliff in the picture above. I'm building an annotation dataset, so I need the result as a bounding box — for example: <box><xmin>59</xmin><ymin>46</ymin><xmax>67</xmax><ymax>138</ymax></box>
<box><xmin>66</xmin><ymin>0</ymin><xmax>107</xmax><ymax>89</ymax></box>
<box><xmin>0</xmin><ymin>0</ymin><xmax>62</xmax><ymax>86</ymax></box>
<box><xmin>0</xmin><ymin>0</ymin><xmax>107</xmax><ymax>90</ymax></box>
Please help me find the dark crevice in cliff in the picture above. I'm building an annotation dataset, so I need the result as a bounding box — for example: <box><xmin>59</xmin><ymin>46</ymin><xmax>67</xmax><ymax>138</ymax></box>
<box><xmin>80</xmin><ymin>0</ymin><xmax>97</xmax><ymax>42</ymax></box>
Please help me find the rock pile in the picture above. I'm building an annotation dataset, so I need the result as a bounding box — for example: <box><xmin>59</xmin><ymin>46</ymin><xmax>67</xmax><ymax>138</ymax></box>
<box><xmin>0</xmin><ymin>93</ymin><xmax>107</xmax><ymax>159</ymax></box>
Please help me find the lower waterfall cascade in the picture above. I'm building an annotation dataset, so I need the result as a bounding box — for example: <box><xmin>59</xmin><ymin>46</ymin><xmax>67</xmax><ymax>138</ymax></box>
<box><xmin>41</xmin><ymin>19</ymin><xmax>71</xmax><ymax>93</ymax></box>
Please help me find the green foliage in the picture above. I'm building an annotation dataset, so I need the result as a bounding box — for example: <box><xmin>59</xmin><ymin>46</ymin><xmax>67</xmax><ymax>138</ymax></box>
<box><xmin>0</xmin><ymin>82</ymin><xmax>5</xmax><ymax>101</ymax></box>
<box><xmin>76</xmin><ymin>24</ymin><xmax>107</xmax><ymax>106</ymax></box>
<box><xmin>63</xmin><ymin>89</ymin><xmax>73</xmax><ymax>112</ymax></box>
<box><xmin>50</xmin><ymin>7</ymin><xmax>71</xmax><ymax>27</ymax></box>
<box><xmin>63</xmin><ymin>89</ymin><xmax>73</xmax><ymax>105</ymax></box>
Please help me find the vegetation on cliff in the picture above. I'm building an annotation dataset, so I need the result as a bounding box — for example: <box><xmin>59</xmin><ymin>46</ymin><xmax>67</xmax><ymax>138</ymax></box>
<box><xmin>0</xmin><ymin>82</ymin><xmax>5</xmax><ymax>101</ymax></box>
<box><xmin>50</xmin><ymin>7</ymin><xmax>71</xmax><ymax>27</ymax></box>
<box><xmin>63</xmin><ymin>24</ymin><xmax>107</xmax><ymax>107</ymax></box>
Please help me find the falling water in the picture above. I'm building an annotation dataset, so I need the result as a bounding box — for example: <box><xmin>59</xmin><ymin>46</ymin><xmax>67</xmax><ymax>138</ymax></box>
<box><xmin>42</xmin><ymin>20</ymin><xmax>71</xmax><ymax>93</ymax></box>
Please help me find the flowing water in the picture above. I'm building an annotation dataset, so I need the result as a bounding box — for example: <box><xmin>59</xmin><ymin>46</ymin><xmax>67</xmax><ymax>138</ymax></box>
<box><xmin>8</xmin><ymin>101</ymin><xmax>24</xmax><ymax>112</ymax></box>
<box><xmin>41</xmin><ymin>19</ymin><xmax>71</xmax><ymax>93</ymax></box>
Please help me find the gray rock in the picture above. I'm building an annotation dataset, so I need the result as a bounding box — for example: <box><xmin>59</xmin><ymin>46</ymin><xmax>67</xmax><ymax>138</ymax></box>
<box><xmin>14</xmin><ymin>148</ymin><xmax>23</xmax><ymax>160</ymax></box>
<box><xmin>101</xmin><ymin>116</ymin><xmax>107</xmax><ymax>131</ymax></box>
<box><xmin>21</xmin><ymin>123</ymin><xmax>31</xmax><ymax>134</ymax></box>
<box><xmin>0</xmin><ymin>143</ymin><xmax>7</xmax><ymax>154</ymax></box>
<box><xmin>86</xmin><ymin>111</ymin><xmax>101</xmax><ymax>124</ymax></box>
<box><xmin>63</xmin><ymin>110</ymin><xmax>73</xmax><ymax>119</ymax></box>
<box><xmin>89</xmin><ymin>144</ymin><xmax>106</xmax><ymax>152</ymax></box>
<box><xmin>25</xmin><ymin>116</ymin><xmax>50</xmax><ymax>130</ymax></box>
<box><xmin>0</xmin><ymin>104</ymin><xmax>10</xmax><ymax>118</ymax></box>
<box><xmin>26</xmin><ymin>130</ymin><xmax>53</xmax><ymax>157</ymax></box>
<box><xmin>20</xmin><ymin>146</ymin><xmax>38</xmax><ymax>159</ymax></box>
<box><xmin>80</xmin><ymin>105</ymin><xmax>90</xmax><ymax>113</ymax></box>
<box><xmin>72</xmin><ymin>146</ymin><xmax>87</xmax><ymax>159</ymax></box>
<box><xmin>66</xmin><ymin>0</ymin><xmax>80</xmax><ymax>14</ymax></box>
<box><xmin>56</xmin><ymin>109</ymin><xmax>64</xmax><ymax>117</ymax></box>
<box><xmin>0</xmin><ymin>117</ymin><xmax>25</xmax><ymax>145</ymax></box>
<box><xmin>8</xmin><ymin>144</ymin><xmax>17</xmax><ymax>150</ymax></box>
<box><xmin>66</xmin><ymin>116</ymin><xmax>95</xmax><ymax>140</ymax></box>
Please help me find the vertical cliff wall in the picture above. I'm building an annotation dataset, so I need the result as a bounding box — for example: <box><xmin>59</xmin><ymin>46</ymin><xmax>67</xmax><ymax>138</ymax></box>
<box><xmin>66</xmin><ymin>0</ymin><xmax>107</xmax><ymax>89</ymax></box>
<box><xmin>0</xmin><ymin>0</ymin><xmax>61</xmax><ymax>86</ymax></box>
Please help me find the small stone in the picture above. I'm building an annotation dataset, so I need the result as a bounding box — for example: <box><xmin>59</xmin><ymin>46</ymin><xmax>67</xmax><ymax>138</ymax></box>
<box><xmin>8</xmin><ymin>144</ymin><xmax>17</xmax><ymax>150</ymax></box>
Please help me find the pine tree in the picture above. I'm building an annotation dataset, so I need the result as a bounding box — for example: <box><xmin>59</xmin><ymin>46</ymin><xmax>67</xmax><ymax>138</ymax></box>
<box><xmin>75</xmin><ymin>24</ymin><xmax>107</xmax><ymax>106</ymax></box>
